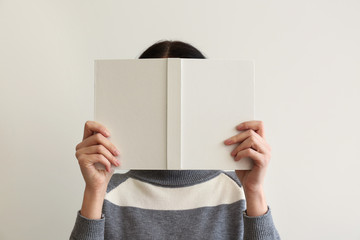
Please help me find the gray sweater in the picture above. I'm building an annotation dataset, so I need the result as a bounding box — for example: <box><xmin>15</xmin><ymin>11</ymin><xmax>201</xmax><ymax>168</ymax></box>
<box><xmin>70</xmin><ymin>170</ymin><xmax>280</xmax><ymax>240</ymax></box>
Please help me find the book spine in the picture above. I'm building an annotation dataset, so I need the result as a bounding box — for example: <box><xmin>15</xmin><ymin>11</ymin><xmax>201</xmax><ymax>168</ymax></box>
<box><xmin>167</xmin><ymin>58</ymin><xmax>182</xmax><ymax>169</ymax></box>
<box><xmin>94</xmin><ymin>60</ymin><xmax>97</xmax><ymax>121</ymax></box>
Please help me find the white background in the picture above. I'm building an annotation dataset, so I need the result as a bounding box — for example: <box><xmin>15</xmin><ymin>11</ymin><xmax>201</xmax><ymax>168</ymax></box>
<box><xmin>1</xmin><ymin>0</ymin><xmax>359</xmax><ymax>239</ymax></box>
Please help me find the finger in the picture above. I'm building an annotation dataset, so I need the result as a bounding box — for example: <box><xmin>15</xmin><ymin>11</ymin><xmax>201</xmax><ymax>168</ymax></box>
<box><xmin>224</xmin><ymin>129</ymin><xmax>257</xmax><ymax>145</ymax></box>
<box><xmin>78</xmin><ymin>153</ymin><xmax>112</xmax><ymax>173</ymax></box>
<box><xmin>77</xmin><ymin>145</ymin><xmax>120</xmax><ymax>167</ymax></box>
<box><xmin>234</xmin><ymin>148</ymin><xmax>268</xmax><ymax>168</ymax></box>
<box><xmin>76</xmin><ymin>132</ymin><xmax>120</xmax><ymax>156</ymax></box>
<box><xmin>236</xmin><ymin>120</ymin><xmax>265</xmax><ymax>139</ymax></box>
<box><xmin>83</xmin><ymin>121</ymin><xmax>111</xmax><ymax>141</ymax></box>
<box><xmin>91</xmin><ymin>154</ymin><xmax>112</xmax><ymax>172</ymax></box>
<box><xmin>230</xmin><ymin>134</ymin><xmax>268</xmax><ymax>157</ymax></box>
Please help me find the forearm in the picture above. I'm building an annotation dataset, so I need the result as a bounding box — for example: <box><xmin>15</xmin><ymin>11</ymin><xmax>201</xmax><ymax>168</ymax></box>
<box><xmin>244</xmin><ymin>187</ymin><xmax>268</xmax><ymax>216</ymax></box>
<box><xmin>80</xmin><ymin>186</ymin><xmax>106</xmax><ymax>219</ymax></box>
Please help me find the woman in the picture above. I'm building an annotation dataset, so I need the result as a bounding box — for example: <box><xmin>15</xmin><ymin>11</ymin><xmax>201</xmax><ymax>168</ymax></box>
<box><xmin>70</xmin><ymin>40</ymin><xmax>280</xmax><ymax>240</ymax></box>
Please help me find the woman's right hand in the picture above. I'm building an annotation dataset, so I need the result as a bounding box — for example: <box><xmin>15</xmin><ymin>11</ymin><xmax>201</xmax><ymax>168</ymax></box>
<box><xmin>75</xmin><ymin>120</ymin><xmax>121</xmax><ymax>193</ymax></box>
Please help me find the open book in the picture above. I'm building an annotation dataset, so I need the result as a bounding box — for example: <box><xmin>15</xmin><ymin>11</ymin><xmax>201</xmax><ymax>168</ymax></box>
<box><xmin>94</xmin><ymin>58</ymin><xmax>254</xmax><ymax>170</ymax></box>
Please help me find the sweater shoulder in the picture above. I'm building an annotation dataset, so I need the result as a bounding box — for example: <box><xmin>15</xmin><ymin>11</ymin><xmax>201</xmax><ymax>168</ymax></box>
<box><xmin>106</xmin><ymin>171</ymin><xmax>131</xmax><ymax>193</ymax></box>
<box><xmin>221</xmin><ymin>171</ymin><xmax>243</xmax><ymax>188</ymax></box>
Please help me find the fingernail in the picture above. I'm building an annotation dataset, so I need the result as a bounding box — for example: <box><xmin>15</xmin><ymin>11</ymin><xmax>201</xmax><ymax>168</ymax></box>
<box><xmin>225</xmin><ymin>139</ymin><xmax>233</xmax><ymax>144</ymax></box>
<box><xmin>116</xmin><ymin>160</ymin><xmax>121</xmax><ymax>166</ymax></box>
<box><xmin>114</xmin><ymin>149</ymin><xmax>120</xmax><ymax>155</ymax></box>
<box><xmin>105</xmin><ymin>130</ymin><xmax>111</xmax><ymax>136</ymax></box>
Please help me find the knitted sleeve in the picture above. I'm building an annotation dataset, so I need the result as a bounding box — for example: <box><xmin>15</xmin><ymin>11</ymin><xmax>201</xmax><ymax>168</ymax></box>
<box><xmin>242</xmin><ymin>206</ymin><xmax>281</xmax><ymax>240</ymax></box>
<box><xmin>69</xmin><ymin>210</ymin><xmax>105</xmax><ymax>240</ymax></box>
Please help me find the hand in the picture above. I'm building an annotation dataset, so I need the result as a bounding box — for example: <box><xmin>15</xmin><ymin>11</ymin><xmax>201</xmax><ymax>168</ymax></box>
<box><xmin>224</xmin><ymin>120</ymin><xmax>271</xmax><ymax>216</ymax></box>
<box><xmin>75</xmin><ymin>120</ymin><xmax>121</xmax><ymax>193</ymax></box>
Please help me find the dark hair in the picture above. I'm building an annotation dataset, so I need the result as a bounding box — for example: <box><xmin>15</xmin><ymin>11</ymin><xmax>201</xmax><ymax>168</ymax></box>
<box><xmin>138</xmin><ymin>40</ymin><xmax>206</xmax><ymax>59</ymax></box>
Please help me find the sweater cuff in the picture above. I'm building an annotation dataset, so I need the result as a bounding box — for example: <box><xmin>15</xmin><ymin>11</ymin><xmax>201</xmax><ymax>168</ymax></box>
<box><xmin>243</xmin><ymin>206</ymin><xmax>280</xmax><ymax>239</ymax></box>
<box><xmin>70</xmin><ymin>210</ymin><xmax>105</xmax><ymax>240</ymax></box>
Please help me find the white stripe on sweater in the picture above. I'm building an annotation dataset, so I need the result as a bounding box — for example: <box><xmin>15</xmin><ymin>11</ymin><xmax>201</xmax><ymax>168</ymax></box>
<box><xmin>105</xmin><ymin>173</ymin><xmax>245</xmax><ymax>210</ymax></box>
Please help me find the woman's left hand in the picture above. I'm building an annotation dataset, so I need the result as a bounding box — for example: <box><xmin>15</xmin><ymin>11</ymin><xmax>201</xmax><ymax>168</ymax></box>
<box><xmin>224</xmin><ymin>120</ymin><xmax>271</xmax><ymax>216</ymax></box>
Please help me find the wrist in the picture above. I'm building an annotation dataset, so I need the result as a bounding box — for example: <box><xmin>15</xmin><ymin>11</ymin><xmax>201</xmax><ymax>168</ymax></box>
<box><xmin>243</xmin><ymin>187</ymin><xmax>268</xmax><ymax>217</ymax></box>
<box><xmin>80</xmin><ymin>186</ymin><xmax>107</xmax><ymax>219</ymax></box>
<box><xmin>85</xmin><ymin>185</ymin><xmax>107</xmax><ymax>196</ymax></box>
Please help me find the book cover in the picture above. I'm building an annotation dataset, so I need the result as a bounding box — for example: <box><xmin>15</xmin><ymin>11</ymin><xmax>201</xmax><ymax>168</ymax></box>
<box><xmin>94</xmin><ymin>58</ymin><xmax>254</xmax><ymax>170</ymax></box>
